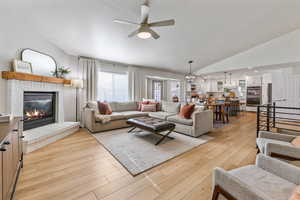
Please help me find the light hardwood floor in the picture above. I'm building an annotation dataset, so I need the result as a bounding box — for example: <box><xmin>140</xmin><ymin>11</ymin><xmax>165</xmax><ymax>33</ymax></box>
<box><xmin>15</xmin><ymin>112</ymin><xmax>257</xmax><ymax>200</ymax></box>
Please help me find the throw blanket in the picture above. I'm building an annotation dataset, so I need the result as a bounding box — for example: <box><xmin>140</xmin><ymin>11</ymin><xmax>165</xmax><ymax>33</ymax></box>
<box><xmin>95</xmin><ymin>114</ymin><xmax>111</xmax><ymax>124</ymax></box>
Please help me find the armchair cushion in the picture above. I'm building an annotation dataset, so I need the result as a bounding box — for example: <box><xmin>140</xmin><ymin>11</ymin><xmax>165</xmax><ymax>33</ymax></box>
<box><xmin>229</xmin><ymin>165</ymin><xmax>296</xmax><ymax>200</ymax></box>
<box><xmin>212</xmin><ymin>155</ymin><xmax>300</xmax><ymax>200</ymax></box>
<box><xmin>167</xmin><ymin>115</ymin><xmax>193</xmax><ymax>126</ymax></box>
<box><xmin>265</xmin><ymin>143</ymin><xmax>300</xmax><ymax>160</ymax></box>
<box><xmin>213</xmin><ymin>168</ymin><xmax>269</xmax><ymax>200</ymax></box>
<box><xmin>256</xmin><ymin>154</ymin><xmax>300</xmax><ymax>185</ymax></box>
<box><xmin>258</xmin><ymin>131</ymin><xmax>296</xmax><ymax>142</ymax></box>
<box><xmin>256</xmin><ymin>138</ymin><xmax>293</xmax><ymax>153</ymax></box>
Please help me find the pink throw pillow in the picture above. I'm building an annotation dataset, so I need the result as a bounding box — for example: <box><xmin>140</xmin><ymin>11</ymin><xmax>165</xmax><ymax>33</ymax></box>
<box><xmin>141</xmin><ymin>104</ymin><xmax>156</xmax><ymax>112</ymax></box>
<box><xmin>289</xmin><ymin>186</ymin><xmax>300</xmax><ymax>200</ymax></box>
<box><xmin>292</xmin><ymin>137</ymin><xmax>300</xmax><ymax>147</ymax></box>
<box><xmin>138</xmin><ymin>101</ymin><xmax>149</xmax><ymax>111</ymax></box>
<box><xmin>97</xmin><ymin>101</ymin><xmax>112</xmax><ymax>115</ymax></box>
<box><xmin>148</xmin><ymin>102</ymin><xmax>161</xmax><ymax>111</ymax></box>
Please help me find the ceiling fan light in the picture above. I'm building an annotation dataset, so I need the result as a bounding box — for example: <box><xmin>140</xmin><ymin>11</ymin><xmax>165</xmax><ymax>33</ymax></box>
<box><xmin>137</xmin><ymin>31</ymin><xmax>151</xmax><ymax>39</ymax></box>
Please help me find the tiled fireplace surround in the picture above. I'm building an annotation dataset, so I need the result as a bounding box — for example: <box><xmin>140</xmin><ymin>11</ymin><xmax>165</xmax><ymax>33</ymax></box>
<box><xmin>7</xmin><ymin>80</ymin><xmax>79</xmax><ymax>153</ymax></box>
<box><xmin>7</xmin><ymin>80</ymin><xmax>64</xmax><ymax>123</ymax></box>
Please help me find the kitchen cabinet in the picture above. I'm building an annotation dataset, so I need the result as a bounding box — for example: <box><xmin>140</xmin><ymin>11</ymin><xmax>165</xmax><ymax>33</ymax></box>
<box><xmin>0</xmin><ymin>117</ymin><xmax>23</xmax><ymax>200</ymax></box>
<box><xmin>246</xmin><ymin>75</ymin><xmax>262</xmax><ymax>86</ymax></box>
<box><xmin>0</xmin><ymin>151</ymin><xmax>2</xmax><ymax>200</ymax></box>
<box><xmin>2</xmin><ymin>134</ymin><xmax>13</xmax><ymax>200</ymax></box>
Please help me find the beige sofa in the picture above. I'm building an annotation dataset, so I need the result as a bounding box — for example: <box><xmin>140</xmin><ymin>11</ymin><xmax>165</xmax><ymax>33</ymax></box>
<box><xmin>84</xmin><ymin>101</ymin><xmax>147</xmax><ymax>132</ymax></box>
<box><xmin>149</xmin><ymin>101</ymin><xmax>213</xmax><ymax>137</ymax></box>
<box><xmin>84</xmin><ymin>101</ymin><xmax>213</xmax><ymax>137</ymax></box>
<box><xmin>167</xmin><ymin>110</ymin><xmax>213</xmax><ymax>137</ymax></box>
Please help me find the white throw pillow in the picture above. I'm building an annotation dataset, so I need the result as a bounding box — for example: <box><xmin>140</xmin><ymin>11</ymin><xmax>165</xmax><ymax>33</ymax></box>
<box><xmin>87</xmin><ymin>101</ymin><xmax>99</xmax><ymax>114</ymax></box>
<box><xmin>141</xmin><ymin>104</ymin><xmax>156</xmax><ymax>112</ymax></box>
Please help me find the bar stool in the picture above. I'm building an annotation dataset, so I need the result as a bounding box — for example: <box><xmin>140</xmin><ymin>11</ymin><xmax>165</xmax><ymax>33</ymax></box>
<box><xmin>221</xmin><ymin>104</ymin><xmax>230</xmax><ymax>123</ymax></box>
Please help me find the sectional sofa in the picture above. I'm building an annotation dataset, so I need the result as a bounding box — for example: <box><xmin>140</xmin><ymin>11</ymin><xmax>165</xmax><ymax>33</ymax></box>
<box><xmin>84</xmin><ymin>101</ymin><xmax>213</xmax><ymax>137</ymax></box>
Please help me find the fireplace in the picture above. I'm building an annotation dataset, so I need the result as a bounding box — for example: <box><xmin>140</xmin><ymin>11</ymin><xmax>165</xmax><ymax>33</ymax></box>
<box><xmin>23</xmin><ymin>92</ymin><xmax>56</xmax><ymax>131</ymax></box>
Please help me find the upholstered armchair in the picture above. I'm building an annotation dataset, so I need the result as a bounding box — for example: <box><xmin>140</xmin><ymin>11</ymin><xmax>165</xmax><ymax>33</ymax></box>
<box><xmin>212</xmin><ymin>154</ymin><xmax>300</xmax><ymax>200</ymax></box>
<box><xmin>256</xmin><ymin>131</ymin><xmax>300</xmax><ymax>160</ymax></box>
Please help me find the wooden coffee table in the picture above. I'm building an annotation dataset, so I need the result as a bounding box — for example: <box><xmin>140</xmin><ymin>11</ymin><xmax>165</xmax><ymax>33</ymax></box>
<box><xmin>127</xmin><ymin>117</ymin><xmax>176</xmax><ymax>145</ymax></box>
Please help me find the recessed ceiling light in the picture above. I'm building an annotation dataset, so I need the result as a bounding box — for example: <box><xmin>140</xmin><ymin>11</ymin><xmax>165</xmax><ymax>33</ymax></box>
<box><xmin>254</xmin><ymin>70</ymin><xmax>259</xmax><ymax>73</ymax></box>
<box><xmin>137</xmin><ymin>31</ymin><xmax>152</xmax><ymax>39</ymax></box>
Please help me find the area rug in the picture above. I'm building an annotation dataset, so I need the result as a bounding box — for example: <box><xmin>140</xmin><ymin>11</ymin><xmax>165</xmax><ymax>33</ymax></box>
<box><xmin>92</xmin><ymin>128</ymin><xmax>213</xmax><ymax>176</ymax></box>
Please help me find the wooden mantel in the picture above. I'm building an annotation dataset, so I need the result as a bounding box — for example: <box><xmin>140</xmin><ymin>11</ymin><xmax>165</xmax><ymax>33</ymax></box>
<box><xmin>1</xmin><ymin>71</ymin><xmax>71</xmax><ymax>85</ymax></box>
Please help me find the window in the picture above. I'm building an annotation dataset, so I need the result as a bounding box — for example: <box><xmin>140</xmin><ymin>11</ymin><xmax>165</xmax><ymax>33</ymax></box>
<box><xmin>152</xmin><ymin>80</ymin><xmax>163</xmax><ymax>101</ymax></box>
<box><xmin>97</xmin><ymin>71</ymin><xmax>129</xmax><ymax>102</ymax></box>
<box><xmin>170</xmin><ymin>81</ymin><xmax>180</xmax><ymax>99</ymax></box>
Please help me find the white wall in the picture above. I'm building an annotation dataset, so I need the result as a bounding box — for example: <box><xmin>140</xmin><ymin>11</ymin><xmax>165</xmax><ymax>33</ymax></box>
<box><xmin>269</xmin><ymin>67</ymin><xmax>300</xmax><ymax>119</ymax></box>
<box><xmin>0</xmin><ymin>29</ymin><xmax>79</xmax><ymax>121</ymax></box>
<box><xmin>198</xmin><ymin>28</ymin><xmax>300</xmax><ymax>74</ymax></box>
<box><xmin>272</xmin><ymin>67</ymin><xmax>300</xmax><ymax>108</ymax></box>
<box><xmin>0</xmin><ymin>66</ymin><xmax>8</xmax><ymax>114</ymax></box>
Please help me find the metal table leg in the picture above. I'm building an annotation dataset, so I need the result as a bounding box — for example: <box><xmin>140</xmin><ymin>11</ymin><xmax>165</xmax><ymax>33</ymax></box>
<box><xmin>155</xmin><ymin>128</ymin><xmax>175</xmax><ymax>145</ymax></box>
<box><xmin>128</xmin><ymin>127</ymin><xmax>136</xmax><ymax>133</ymax></box>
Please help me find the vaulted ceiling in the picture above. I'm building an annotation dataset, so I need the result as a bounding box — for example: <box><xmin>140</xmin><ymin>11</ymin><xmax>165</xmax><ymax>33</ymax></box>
<box><xmin>2</xmin><ymin>0</ymin><xmax>300</xmax><ymax>73</ymax></box>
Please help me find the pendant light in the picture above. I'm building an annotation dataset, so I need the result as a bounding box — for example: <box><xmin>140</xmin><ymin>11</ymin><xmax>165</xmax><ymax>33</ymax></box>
<box><xmin>185</xmin><ymin>60</ymin><xmax>196</xmax><ymax>83</ymax></box>
<box><xmin>224</xmin><ymin>72</ymin><xmax>234</xmax><ymax>88</ymax></box>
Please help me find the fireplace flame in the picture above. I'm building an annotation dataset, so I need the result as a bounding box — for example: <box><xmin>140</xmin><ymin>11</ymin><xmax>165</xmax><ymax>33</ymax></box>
<box><xmin>25</xmin><ymin>109</ymin><xmax>46</xmax><ymax>120</ymax></box>
<box><xmin>34</xmin><ymin>110</ymin><xmax>39</xmax><ymax>116</ymax></box>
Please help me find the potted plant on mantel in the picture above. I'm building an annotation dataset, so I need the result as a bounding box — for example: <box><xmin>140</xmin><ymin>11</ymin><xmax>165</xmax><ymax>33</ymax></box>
<box><xmin>51</xmin><ymin>67</ymin><xmax>71</xmax><ymax>79</ymax></box>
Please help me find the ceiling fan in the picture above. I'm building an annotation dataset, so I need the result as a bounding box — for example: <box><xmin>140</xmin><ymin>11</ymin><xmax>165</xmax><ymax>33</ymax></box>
<box><xmin>113</xmin><ymin>3</ymin><xmax>175</xmax><ymax>39</ymax></box>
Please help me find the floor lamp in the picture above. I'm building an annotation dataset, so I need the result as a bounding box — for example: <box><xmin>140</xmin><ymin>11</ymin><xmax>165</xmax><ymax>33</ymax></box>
<box><xmin>71</xmin><ymin>79</ymin><xmax>84</xmax><ymax>122</ymax></box>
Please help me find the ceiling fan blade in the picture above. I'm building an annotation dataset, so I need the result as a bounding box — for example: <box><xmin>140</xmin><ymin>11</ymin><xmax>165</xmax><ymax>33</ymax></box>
<box><xmin>141</xmin><ymin>4</ymin><xmax>150</xmax><ymax>23</ymax></box>
<box><xmin>113</xmin><ymin>19</ymin><xmax>139</xmax><ymax>26</ymax></box>
<box><xmin>148</xmin><ymin>28</ymin><xmax>160</xmax><ymax>39</ymax></box>
<box><xmin>128</xmin><ymin>29</ymin><xmax>140</xmax><ymax>38</ymax></box>
<box><xmin>149</xmin><ymin>19</ymin><xmax>175</xmax><ymax>27</ymax></box>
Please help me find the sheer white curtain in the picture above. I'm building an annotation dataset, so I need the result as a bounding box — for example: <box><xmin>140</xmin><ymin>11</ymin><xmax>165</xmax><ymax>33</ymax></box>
<box><xmin>79</xmin><ymin>58</ymin><xmax>99</xmax><ymax>126</ymax></box>
<box><xmin>81</xmin><ymin>59</ymin><xmax>98</xmax><ymax>101</ymax></box>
